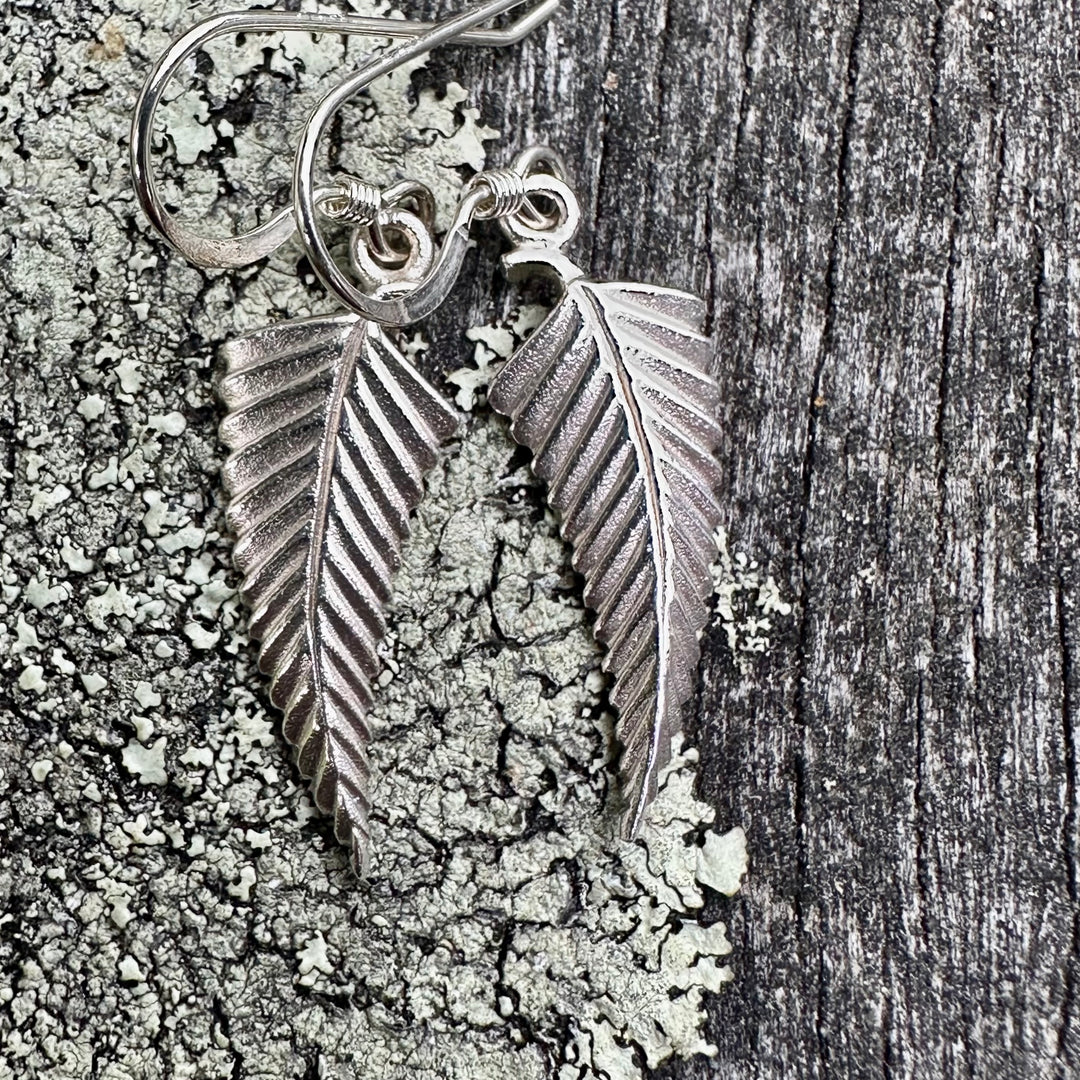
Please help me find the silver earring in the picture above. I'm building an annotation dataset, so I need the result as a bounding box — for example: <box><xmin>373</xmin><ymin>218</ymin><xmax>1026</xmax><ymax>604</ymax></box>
<box><xmin>483</xmin><ymin>150</ymin><xmax>723</xmax><ymax>839</ymax></box>
<box><xmin>130</xmin><ymin>0</ymin><xmax>559</xmax><ymax>875</ymax></box>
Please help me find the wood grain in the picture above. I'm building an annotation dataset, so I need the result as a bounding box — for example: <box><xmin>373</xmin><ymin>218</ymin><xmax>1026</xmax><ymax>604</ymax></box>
<box><xmin>424</xmin><ymin>0</ymin><xmax>1080</xmax><ymax>1074</ymax></box>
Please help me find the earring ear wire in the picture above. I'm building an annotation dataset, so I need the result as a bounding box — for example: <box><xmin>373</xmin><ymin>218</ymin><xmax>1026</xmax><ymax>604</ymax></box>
<box><xmin>130</xmin><ymin>0</ymin><xmax>559</xmax><ymax>271</ymax></box>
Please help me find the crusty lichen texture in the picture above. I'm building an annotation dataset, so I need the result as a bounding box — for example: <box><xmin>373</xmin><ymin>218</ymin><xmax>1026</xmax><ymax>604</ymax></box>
<box><xmin>0</xmin><ymin>3</ymin><xmax>748</xmax><ymax>1078</ymax></box>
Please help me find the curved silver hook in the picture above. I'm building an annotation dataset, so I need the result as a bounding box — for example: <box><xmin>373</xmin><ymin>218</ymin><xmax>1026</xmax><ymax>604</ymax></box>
<box><xmin>130</xmin><ymin>0</ymin><xmax>559</xmax><ymax>270</ymax></box>
<box><xmin>293</xmin><ymin>0</ymin><xmax>555</xmax><ymax>326</ymax></box>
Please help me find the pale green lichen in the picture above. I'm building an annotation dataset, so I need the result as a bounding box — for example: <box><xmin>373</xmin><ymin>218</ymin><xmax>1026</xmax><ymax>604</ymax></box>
<box><xmin>712</xmin><ymin>526</ymin><xmax>794</xmax><ymax>670</ymax></box>
<box><xmin>0</xmin><ymin>4</ymin><xmax>749</xmax><ymax>1077</ymax></box>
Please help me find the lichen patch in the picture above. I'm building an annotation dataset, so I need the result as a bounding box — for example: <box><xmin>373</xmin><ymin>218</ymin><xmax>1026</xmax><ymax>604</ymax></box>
<box><xmin>0</xmin><ymin>5</ymin><xmax>746</xmax><ymax>1077</ymax></box>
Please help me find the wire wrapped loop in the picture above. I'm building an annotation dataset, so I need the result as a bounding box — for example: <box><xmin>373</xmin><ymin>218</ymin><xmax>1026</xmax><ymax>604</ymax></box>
<box><xmin>469</xmin><ymin>168</ymin><xmax>530</xmax><ymax>220</ymax></box>
<box><xmin>321</xmin><ymin>176</ymin><xmax>383</xmax><ymax>225</ymax></box>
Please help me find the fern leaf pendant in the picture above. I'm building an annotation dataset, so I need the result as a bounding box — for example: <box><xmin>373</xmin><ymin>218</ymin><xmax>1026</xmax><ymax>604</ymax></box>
<box><xmin>488</xmin><ymin>247</ymin><xmax>722</xmax><ymax>839</ymax></box>
<box><xmin>218</xmin><ymin>315</ymin><xmax>459</xmax><ymax>874</ymax></box>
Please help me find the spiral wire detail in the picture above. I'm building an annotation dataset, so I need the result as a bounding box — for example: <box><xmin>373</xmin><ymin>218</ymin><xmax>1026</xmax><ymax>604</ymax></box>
<box><xmin>472</xmin><ymin>168</ymin><xmax>530</xmax><ymax>219</ymax></box>
<box><xmin>321</xmin><ymin>176</ymin><xmax>383</xmax><ymax>225</ymax></box>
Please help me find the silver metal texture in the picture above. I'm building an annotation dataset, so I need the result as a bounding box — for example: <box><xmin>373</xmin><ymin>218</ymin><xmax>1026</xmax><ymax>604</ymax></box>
<box><xmin>218</xmin><ymin>315</ymin><xmax>460</xmax><ymax>875</ymax></box>
<box><xmin>488</xmin><ymin>165</ymin><xmax>722</xmax><ymax>839</ymax></box>
<box><xmin>130</xmin><ymin>0</ymin><xmax>559</xmax><ymax>271</ymax></box>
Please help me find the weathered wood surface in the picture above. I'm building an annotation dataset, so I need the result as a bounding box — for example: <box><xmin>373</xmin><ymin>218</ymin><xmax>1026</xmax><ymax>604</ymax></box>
<box><xmin>1</xmin><ymin>0</ymin><xmax>1077</xmax><ymax>1077</ymax></box>
<box><xmin>460</xmin><ymin>0</ymin><xmax>1080</xmax><ymax>1072</ymax></box>
<box><xmin>617</xmin><ymin>0</ymin><xmax>1079</xmax><ymax>1076</ymax></box>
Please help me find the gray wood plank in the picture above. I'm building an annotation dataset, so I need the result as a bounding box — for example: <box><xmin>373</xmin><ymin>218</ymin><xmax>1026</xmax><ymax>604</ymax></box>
<box><xmin>493</xmin><ymin>0</ymin><xmax>1079</xmax><ymax>1075</ymax></box>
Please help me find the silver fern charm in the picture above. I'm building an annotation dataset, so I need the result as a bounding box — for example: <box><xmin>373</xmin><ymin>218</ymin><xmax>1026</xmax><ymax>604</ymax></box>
<box><xmin>218</xmin><ymin>314</ymin><xmax>459</xmax><ymax>874</ymax></box>
<box><xmin>488</xmin><ymin>247</ymin><xmax>721</xmax><ymax>838</ymax></box>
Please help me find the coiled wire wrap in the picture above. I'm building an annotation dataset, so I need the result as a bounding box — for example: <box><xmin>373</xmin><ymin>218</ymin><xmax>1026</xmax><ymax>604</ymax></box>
<box><xmin>320</xmin><ymin>176</ymin><xmax>383</xmax><ymax>225</ymax></box>
<box><xmin>469</xmin><ymin>168</ymin><xmax>530</xmax><ymax>219</ymax></box>
<box><xmin>467</xmin><ymin>147</ymin><xmax>570</xmax><ymax>233</ymax></box>
<box><xmin>321</xmin><ymin>177</ymin><xmax>438</xmax><ymax>269</ymax></box>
